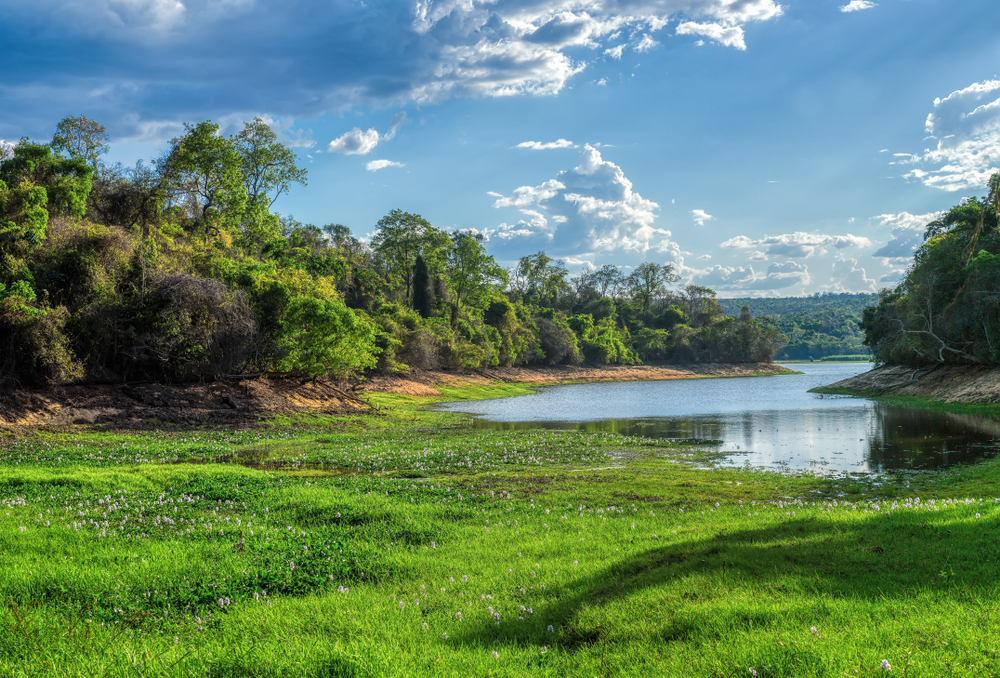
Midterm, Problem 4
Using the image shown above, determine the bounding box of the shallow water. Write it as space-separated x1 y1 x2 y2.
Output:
435 363 1000 474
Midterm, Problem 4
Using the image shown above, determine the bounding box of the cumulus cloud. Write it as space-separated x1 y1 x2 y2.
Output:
691 209 714 226
327 127 380 155
827 258 876 293
0 0 785 139
675 22 747 50
870 210 944 262
515 139 576 150
487 144 676 256
689 261 810 292
720 231 871 258
604 44 625 59
366 159 405 171
840 1 875 12
899 80 1000 191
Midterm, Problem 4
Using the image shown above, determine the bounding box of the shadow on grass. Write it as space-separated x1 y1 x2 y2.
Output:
454 508 1000 649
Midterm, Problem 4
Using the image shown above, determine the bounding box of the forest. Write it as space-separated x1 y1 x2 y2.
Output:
862 175 1000 366
0 116 787 388
718 293 875 361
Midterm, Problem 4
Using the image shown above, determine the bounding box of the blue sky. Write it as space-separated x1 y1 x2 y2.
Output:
2 0 999 296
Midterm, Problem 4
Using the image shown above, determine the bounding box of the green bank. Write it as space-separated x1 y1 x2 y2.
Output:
3 383 1000 677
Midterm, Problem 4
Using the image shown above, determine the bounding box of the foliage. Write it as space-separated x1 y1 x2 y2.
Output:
0 115 787 387
862 182 1000 365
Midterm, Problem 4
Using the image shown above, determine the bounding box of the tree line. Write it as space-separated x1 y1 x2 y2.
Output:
0 116 787 387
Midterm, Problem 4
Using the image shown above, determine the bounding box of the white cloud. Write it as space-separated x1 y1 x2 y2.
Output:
899 80 1000 191
488 144 675 256
515 139 577 150
871 210 944 262
107 0 187 31
604 44 625 59
688 261 810 291
697 254 711 260
676 22 746 50
366 159 405 171
840 1 875 12
691 209 714 226
827 258 876 293
327 127 380 155
721 231 871 258
384 112 407 141
633 35 658 53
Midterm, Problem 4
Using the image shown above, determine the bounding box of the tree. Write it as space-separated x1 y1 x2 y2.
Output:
231 117 307 209
591 264 625 298
510 251 569 307
277 296 378 379
446 231 506 326
371 209 450 305
51 115 109 168
412 254 433 318
158 121 247 236
626 262 679 314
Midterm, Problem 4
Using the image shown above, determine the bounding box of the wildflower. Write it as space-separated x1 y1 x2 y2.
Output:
442 632 448 640
399 601 405 610
810 626 817 634
547 625 554 632
881 659 891 670
422 622 428 630
540 646 548 654
492 651 499 659
456 612 462 621
462 575 468 582
749 669 757 677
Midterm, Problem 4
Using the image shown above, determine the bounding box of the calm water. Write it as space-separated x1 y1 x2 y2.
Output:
436 363 1000 473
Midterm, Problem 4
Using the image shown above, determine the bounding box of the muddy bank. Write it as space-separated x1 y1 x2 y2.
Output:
361 362 795 397
815 364 1000 404
0 377 369 428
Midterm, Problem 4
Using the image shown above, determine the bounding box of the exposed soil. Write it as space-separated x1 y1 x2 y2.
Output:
0 362 794 429
0 377 370 429
360 362 795 397
820 364 1000 403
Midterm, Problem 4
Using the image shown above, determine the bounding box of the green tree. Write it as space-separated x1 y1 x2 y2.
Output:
412 254 433 318
372 209 450 305
159 121 247 236
446 231 507 326
626 262 679 314
51 115 109 168
277 296 378 378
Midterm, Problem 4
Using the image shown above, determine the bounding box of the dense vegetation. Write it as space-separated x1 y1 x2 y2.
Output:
862 176 1000 366
719 294 875 361
0 117 786 388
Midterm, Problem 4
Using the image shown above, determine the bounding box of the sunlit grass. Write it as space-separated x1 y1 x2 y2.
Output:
4 388 1000 675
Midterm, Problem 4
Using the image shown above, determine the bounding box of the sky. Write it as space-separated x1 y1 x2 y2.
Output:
2 0 999 297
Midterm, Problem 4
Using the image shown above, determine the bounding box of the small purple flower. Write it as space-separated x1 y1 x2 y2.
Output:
881 659 891 671
749 669 757 677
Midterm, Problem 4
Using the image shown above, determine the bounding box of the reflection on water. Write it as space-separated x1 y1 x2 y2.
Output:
437 363 1000 473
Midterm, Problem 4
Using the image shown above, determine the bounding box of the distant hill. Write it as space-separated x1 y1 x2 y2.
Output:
717 293 878 361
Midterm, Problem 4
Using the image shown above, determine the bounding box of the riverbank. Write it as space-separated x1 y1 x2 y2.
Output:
0 363 793 429
4 381 1000 676
362 362 796 397
812 363 1000 405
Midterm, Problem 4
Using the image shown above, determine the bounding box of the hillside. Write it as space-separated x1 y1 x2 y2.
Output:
718 293 877 361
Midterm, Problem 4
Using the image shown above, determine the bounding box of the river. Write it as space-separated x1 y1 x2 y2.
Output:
435 363 1000 474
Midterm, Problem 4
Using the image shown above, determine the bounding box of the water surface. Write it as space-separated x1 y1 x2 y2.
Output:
436 363 1000 474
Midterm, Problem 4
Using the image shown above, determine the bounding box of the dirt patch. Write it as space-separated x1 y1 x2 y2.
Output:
361 362 794 395
819 364 1000 403
0 377 371 429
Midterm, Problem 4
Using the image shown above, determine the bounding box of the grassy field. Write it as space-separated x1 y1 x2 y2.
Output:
4 382 1000 676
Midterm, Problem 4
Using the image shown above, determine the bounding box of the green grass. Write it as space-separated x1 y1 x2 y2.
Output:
4 386 1000 676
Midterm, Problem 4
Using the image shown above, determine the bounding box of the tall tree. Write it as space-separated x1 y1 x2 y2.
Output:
412 254 433 318
446 231 506 325
371 209 449 305
51 115 109 168
626 262 679 313
231 117 307 209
